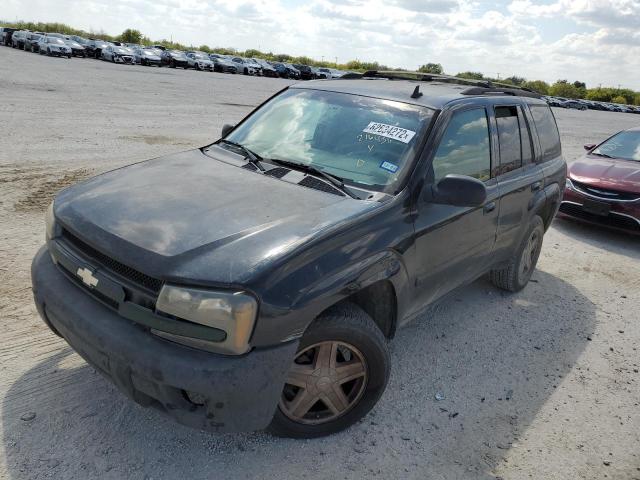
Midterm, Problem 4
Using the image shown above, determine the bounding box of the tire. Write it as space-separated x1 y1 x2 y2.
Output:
170 60 175 68
491 215 544 292
47 48 51 56
268 302 390 438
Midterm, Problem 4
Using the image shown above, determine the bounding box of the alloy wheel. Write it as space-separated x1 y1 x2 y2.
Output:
519 229 540 278
279 341 368 425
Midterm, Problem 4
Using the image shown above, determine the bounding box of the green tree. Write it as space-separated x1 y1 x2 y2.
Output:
456 71 484 80
119 28 142 44
611 95 627 105
522 80 550 95
549 81 581 99
503 75 526 86
418 63 443 74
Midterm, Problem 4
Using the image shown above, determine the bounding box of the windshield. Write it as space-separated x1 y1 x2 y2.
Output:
193 53 207 59
114 47 129 54
171 51 186 58
224 89 434 192
48 38 64 44
593 131 640 161
143 49 159 55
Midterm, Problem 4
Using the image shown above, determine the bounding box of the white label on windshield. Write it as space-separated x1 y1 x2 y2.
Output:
363 122 416 144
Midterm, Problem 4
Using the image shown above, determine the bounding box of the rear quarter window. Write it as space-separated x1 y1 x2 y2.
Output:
530 105 561 162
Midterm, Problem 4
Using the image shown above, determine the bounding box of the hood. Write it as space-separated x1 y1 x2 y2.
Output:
54 149 379 285
569 155 640 194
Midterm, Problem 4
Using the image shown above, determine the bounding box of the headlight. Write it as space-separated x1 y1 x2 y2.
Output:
45 200 56 241
155 285 257 355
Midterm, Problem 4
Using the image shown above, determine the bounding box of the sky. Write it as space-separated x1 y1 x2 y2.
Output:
3 0 640 90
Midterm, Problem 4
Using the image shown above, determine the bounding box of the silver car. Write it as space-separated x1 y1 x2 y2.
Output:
101 45 135 64
37 36 72 58
186 52 214 71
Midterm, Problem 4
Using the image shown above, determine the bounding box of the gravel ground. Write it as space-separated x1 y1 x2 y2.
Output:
1 46 639 480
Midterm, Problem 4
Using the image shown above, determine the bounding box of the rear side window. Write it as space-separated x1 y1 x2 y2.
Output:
495 106 522 175
432 108 491 182
530 105 561 161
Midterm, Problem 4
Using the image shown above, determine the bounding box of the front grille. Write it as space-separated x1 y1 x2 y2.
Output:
298 176 344 196
61 229 163 293
559 203 640 232
572 180 640 201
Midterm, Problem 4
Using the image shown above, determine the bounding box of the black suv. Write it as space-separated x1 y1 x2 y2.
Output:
32 72 565 438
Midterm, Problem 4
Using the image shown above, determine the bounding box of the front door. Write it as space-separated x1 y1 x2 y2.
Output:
411 106 500 308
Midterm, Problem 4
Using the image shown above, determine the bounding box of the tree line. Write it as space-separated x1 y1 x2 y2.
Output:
418 64 639 105
3 21 638 105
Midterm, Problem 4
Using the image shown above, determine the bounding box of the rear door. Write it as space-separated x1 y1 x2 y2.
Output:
491 104 543 260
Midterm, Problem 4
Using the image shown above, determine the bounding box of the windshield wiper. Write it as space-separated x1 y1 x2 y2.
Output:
267 158 359 199
591 151 614 158
218 139 265 171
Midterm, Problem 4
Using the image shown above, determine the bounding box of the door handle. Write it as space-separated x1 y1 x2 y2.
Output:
531 181 542 192
483 201 496 214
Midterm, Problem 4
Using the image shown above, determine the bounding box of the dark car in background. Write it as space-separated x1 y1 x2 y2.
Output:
132 47 162 66
561 100 587 110
85 39 111 59
292 64 316 80
271 62 300 79
161 50 189 68
0 27 18 46
209 53 237 73
24 32 43 52
252 58 278 77
11 30 27 49
561 127 640 234
64 39 86 57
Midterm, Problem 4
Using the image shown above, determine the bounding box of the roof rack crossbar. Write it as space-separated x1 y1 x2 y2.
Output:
342 70 542 98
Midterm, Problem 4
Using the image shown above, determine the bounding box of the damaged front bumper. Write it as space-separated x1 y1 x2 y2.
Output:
31 246 298 433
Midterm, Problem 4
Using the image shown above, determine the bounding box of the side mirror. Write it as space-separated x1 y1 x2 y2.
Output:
583 143 596 151
428 174 487 207
221 124 234 137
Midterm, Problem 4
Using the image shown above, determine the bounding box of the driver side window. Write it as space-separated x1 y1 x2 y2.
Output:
432 108 491 182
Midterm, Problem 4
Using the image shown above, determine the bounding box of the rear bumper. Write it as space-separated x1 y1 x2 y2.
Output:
560 187 640 234
31 246 298 432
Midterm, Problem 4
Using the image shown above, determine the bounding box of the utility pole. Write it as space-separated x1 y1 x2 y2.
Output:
335 56 338 66
321 55 324 63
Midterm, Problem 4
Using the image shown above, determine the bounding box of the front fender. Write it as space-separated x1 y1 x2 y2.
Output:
250 249 412 347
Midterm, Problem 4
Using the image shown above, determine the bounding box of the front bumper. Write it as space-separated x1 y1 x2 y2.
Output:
560 186 640 234
31 246 298 432
114 55 134 64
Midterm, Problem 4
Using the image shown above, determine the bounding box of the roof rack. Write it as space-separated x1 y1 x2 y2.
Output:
341 70 542 99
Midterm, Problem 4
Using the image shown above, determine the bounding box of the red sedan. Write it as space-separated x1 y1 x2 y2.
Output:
560 127 640 234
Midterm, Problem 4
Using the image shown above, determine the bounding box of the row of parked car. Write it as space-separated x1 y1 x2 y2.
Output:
542 95 640 114
1 27 348 79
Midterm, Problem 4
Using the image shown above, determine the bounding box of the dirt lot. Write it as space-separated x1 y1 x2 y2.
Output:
1 46 639 480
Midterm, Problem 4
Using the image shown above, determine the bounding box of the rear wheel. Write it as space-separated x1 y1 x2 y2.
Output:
268 303 390 438
491 216 544 292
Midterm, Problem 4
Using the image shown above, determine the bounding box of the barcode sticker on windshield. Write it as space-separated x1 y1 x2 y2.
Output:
363 122 416 144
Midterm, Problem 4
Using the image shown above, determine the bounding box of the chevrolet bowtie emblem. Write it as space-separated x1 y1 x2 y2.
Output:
77 267 99 288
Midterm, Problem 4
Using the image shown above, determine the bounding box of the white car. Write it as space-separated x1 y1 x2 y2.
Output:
37 37 72 58
101 45 135 64
186 52 214 71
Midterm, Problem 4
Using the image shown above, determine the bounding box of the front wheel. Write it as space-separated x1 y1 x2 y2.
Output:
268 303 390 438
491 215 544 292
